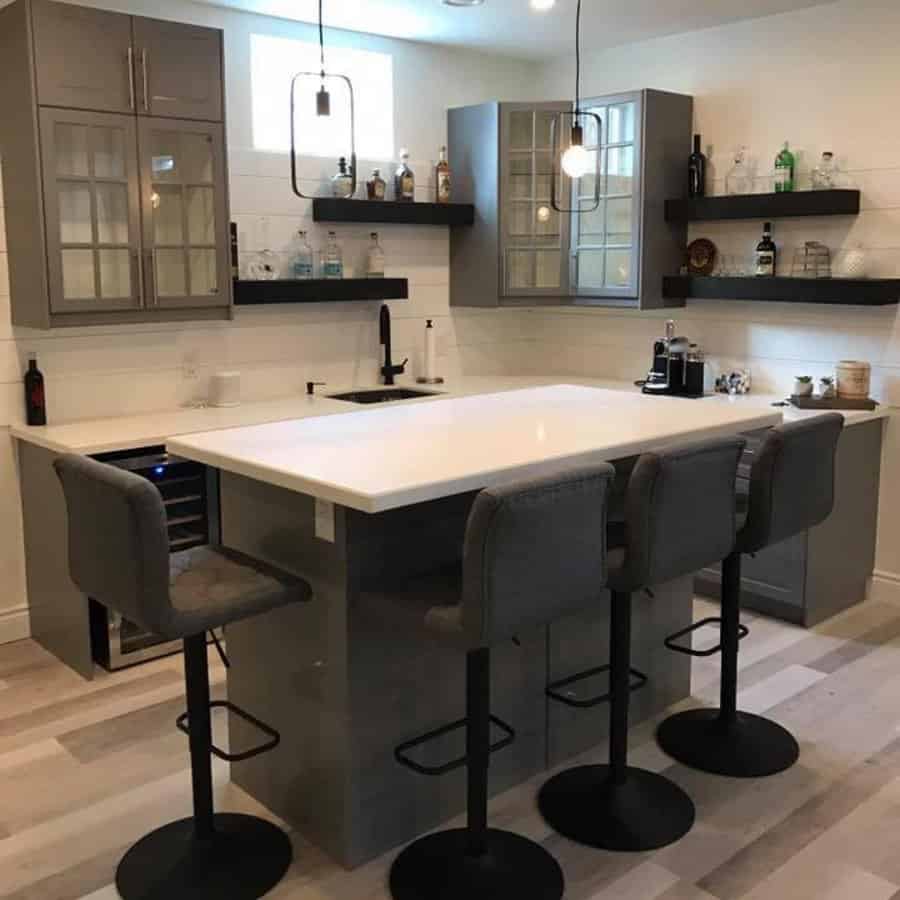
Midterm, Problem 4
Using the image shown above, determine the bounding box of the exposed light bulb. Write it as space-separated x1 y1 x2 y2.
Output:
316 85 331 117
536 205 551 223
530 0 556 9
561 143 591 179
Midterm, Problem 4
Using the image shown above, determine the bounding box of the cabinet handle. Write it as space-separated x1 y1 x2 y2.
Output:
127 47 135 110
148 250 158 306
141 49 149 111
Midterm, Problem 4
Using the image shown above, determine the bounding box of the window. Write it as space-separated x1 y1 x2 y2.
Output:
250 34 394 160
571 93 641 301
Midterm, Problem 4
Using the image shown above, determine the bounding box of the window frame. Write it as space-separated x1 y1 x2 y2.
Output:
568 90 643 306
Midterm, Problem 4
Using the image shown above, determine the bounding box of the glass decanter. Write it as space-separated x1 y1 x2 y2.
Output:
725 147 753 195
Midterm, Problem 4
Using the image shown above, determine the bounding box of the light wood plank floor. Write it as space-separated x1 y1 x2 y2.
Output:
3 597 900 900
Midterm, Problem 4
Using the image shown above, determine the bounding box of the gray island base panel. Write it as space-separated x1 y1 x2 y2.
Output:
695 418 884 627
219 472 692 868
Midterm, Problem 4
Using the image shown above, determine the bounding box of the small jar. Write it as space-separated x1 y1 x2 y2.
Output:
836 360 871 399
811 151 839 190
366 168 386 201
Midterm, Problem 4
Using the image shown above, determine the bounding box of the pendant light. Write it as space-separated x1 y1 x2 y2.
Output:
289 0 357 200
550 0 601 212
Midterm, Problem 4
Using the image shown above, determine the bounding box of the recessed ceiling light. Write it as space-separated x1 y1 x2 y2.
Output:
530 0 556 10
442 0 485 6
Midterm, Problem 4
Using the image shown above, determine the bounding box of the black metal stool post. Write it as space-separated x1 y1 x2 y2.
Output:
54 454 311 899
657 414 844 778
373 464 615 900
539 436 746 852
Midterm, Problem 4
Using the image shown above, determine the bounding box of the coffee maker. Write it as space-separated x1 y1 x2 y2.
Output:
642 320 705 398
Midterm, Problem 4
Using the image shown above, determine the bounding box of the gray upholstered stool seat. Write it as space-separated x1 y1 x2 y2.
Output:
376 464 614 900
167 545 308 639
657 414 844 778
54 453 309 900
539 435 746 853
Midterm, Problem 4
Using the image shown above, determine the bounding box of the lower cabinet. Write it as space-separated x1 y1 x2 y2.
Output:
695 419 884 627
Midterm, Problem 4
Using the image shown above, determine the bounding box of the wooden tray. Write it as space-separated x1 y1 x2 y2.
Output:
789 395 878 410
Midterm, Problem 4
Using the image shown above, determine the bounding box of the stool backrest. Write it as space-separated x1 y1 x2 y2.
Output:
740 413 844 553
618 435 746 590
461 464 614 647
54 454 171 636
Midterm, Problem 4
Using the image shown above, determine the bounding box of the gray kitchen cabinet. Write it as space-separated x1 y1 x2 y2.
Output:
132 17 224 122
449 90 691 310
695 419 884 627
139 118 230 309
31 0 135 115
0 0 231 328
40 108 143 314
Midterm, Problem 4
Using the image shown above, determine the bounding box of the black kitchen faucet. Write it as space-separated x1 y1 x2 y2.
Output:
379 304 408 386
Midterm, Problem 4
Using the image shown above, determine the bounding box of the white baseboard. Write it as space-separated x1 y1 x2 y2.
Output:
868 571 900 606
0 605 31 644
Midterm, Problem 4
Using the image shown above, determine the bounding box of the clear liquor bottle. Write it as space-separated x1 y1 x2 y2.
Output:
332 157 354 198
323 231 343 280
291 230 314 280
367 232 385 278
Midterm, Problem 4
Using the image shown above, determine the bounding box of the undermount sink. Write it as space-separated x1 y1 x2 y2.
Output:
328 388 442 405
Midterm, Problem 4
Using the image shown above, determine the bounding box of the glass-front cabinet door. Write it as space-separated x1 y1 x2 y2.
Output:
500 103 570 299
138 118 229 309
570 92 643 302
40 109 142 314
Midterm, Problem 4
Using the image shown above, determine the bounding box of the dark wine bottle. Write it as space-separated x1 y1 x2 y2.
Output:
229 222 239 280
688 134 707 198
755 222 777 277
24 354 47 426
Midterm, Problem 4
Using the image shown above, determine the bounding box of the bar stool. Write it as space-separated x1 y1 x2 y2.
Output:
657 414 844 777
54 454 311 900
374 464 615 900
538 435 745 852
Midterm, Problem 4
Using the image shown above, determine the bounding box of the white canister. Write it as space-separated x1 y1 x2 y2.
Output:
209 371 241 407
835 360 871 400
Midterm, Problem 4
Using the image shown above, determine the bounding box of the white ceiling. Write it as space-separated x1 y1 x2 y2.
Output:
197 0 831 60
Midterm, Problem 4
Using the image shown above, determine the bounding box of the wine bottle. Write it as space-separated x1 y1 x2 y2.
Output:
24 354 47 426
755 222 777 277
229 222 239 280
688 134 707 198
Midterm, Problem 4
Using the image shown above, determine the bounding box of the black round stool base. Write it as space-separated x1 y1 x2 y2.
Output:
389 827 564 900
115 813 293 900
538 765 695 852
657 708 800 778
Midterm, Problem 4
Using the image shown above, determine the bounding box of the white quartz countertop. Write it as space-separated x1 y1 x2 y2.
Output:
10 375 887 457
166 384 784 513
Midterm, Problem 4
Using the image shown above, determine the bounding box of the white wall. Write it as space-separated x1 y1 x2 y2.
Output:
0 0 536 640
533 0 900 582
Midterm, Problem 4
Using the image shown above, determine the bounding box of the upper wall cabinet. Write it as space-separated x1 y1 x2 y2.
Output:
132 18 224 121
30 1 224 122
31 1 135 114
449 90 692 310
0 0 230 328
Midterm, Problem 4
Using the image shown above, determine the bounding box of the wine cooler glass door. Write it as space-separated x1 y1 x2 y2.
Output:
40 109 143 314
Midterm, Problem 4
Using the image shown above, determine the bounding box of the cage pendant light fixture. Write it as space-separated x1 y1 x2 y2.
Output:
290 0 357 199
550 0 601 213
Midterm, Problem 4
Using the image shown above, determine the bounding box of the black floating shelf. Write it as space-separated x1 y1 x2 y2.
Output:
665 189 861 223
663 275 900 306
312 198 475 226
234 278 408 306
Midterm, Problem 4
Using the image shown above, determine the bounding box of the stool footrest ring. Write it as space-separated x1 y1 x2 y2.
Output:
176 700 280 763
664 617 749 658
394 714 515 777
546 663 648 709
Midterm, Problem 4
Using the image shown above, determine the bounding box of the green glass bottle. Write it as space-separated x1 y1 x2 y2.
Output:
774 141 796 193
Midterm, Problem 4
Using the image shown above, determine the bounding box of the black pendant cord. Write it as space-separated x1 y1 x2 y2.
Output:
574 0 581 116
318 0 325 79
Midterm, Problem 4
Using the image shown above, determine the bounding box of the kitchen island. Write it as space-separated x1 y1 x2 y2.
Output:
164 384 781 865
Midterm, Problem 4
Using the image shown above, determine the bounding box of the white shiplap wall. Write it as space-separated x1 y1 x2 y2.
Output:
0 0 537 639
533 0 900 582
